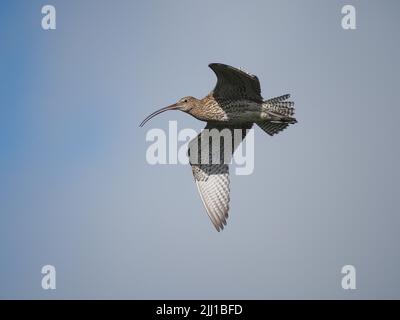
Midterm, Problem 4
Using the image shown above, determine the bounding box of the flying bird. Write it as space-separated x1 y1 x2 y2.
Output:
140 63 297 231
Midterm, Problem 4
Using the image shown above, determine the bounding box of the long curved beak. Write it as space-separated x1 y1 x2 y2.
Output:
139 103 179 127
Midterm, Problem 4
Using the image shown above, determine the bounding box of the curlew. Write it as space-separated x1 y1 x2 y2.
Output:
140 63 297 231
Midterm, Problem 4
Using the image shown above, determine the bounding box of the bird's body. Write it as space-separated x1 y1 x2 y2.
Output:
190 94 295 125
140 63 297 231
190 94 261 123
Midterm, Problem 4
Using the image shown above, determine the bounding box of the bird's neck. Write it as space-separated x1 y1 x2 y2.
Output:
188 95 226 122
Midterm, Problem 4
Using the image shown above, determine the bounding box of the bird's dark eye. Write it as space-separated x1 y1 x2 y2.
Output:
184 99 188 103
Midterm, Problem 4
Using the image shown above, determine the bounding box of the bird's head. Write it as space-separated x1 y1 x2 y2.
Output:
140 96 199 127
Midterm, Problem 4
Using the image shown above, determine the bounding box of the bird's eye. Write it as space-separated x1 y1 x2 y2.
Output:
183 99 188 103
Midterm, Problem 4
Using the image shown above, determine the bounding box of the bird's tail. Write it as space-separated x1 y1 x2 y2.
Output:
257 94 297 136
263 94 295 118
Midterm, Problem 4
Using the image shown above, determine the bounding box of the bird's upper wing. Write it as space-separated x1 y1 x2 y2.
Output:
209 63 263 102
188 122 253 231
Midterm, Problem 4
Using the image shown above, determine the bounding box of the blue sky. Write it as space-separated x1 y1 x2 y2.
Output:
1 0 400 299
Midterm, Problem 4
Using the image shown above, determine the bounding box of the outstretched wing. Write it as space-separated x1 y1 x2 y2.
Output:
209 63 263 102
192 164 230 231
188 123 252 231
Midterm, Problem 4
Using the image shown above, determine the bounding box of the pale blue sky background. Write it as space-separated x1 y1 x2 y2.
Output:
0 0 399 299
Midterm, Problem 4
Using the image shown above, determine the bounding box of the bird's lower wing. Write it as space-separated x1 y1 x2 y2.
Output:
192 164 230 231
188 123 252 231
